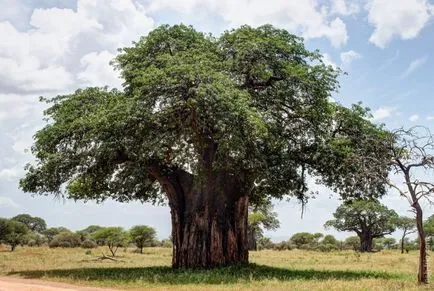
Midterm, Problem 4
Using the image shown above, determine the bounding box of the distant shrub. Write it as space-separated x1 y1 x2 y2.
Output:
160 239 172 248
257 237 274 250
85 249 92 255
81 239 97 249
318 243 339 252
49 231 81 248
273 240 294 251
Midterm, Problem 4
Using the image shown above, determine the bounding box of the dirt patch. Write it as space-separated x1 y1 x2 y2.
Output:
0 277 119 291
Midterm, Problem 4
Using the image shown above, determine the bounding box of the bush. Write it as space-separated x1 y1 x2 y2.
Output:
49 231 81 248
318 243 339 252
273 240 294 251
81 239 97 249
257 237 274 250
160 239 172 248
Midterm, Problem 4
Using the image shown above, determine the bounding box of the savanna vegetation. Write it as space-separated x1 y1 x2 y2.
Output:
7 23 434 288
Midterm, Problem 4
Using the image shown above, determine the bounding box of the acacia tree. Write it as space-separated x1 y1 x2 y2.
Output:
396 216 416 254
11 214 46 233
325 200 398 252
20 25 392 268
3 220 30 251
130 225 157 253
92 227 129 257
248 201 279 251
386 127 434 284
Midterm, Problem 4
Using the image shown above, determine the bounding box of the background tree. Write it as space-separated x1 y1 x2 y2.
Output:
0 218 9 242
325 200 398 252
92 227 129 256
248 201 279 251
20 24 392 268
11 214 46 233
374 237 397 251
386 127 434 283
344 236 360 251
319 234 340 251
27 232 48 247
43 227 70 242
396 216 416 254
3 220 29 251
130 225 157 253
290 232 323 250
48 231 81 248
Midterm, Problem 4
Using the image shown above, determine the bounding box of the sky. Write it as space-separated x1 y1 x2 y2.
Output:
1 0 434 241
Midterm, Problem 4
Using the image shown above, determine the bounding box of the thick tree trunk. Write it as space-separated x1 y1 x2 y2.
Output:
359 233 373 252
155 168 250 268
415 204 428 284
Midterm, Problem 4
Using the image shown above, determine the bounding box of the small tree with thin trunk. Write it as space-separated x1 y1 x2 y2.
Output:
130 225 157 253
396 216 416 254
3 220 29 251
92 227 128 257
248 201 279 251
386 127 434 284
325 199 398 252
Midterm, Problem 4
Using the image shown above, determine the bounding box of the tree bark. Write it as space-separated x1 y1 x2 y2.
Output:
152 168 250 268
401 232 406 254
415 203 428 284
359 233 373 252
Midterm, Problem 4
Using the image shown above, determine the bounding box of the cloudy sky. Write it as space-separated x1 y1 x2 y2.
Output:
1 0 434 241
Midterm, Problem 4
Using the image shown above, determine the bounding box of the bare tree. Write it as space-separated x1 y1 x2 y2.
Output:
387 127 434 284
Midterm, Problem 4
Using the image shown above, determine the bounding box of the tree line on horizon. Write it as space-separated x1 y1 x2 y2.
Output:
2 208 434 256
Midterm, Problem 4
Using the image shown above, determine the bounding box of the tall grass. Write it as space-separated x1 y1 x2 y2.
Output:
0 246 432 290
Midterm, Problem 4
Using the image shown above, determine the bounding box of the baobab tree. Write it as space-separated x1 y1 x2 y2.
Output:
20 25 392 268
325 199 398 252
387 127 434 284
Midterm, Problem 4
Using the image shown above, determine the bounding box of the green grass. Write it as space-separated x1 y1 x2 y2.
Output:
0 246 432 290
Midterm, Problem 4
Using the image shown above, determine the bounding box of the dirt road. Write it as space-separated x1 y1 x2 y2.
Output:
0 277 119 291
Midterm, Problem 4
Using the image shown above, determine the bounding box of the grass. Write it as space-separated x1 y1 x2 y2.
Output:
0 246 433 290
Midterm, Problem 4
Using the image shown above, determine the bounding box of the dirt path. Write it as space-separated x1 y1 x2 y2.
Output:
0 277 119 291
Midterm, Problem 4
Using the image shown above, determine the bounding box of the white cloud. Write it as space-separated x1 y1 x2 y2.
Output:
409 114 420 122
0 0 154 94
330 0 360 16
322 53 338 69
340 50 362 67
427 116 434 120
366 0 433 48
371 106 397 121
78 51 122 88
0 196 20 209
400 57 427 79
147 0 349 47
0 167 20 180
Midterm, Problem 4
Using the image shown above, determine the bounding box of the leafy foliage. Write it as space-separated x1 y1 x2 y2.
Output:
20 24 392 207
325 200 398 238
2 220 30 251
129 225 157 253
11 214 47 233
49 231 81 248
92 227 129 256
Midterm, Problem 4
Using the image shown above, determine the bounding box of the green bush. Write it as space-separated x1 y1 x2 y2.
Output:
81 239 97 249
49 231 81 248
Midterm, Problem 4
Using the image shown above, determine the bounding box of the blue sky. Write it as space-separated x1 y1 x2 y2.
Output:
1 0 434 241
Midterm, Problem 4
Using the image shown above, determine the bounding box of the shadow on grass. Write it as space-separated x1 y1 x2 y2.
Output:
8 264 401 284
